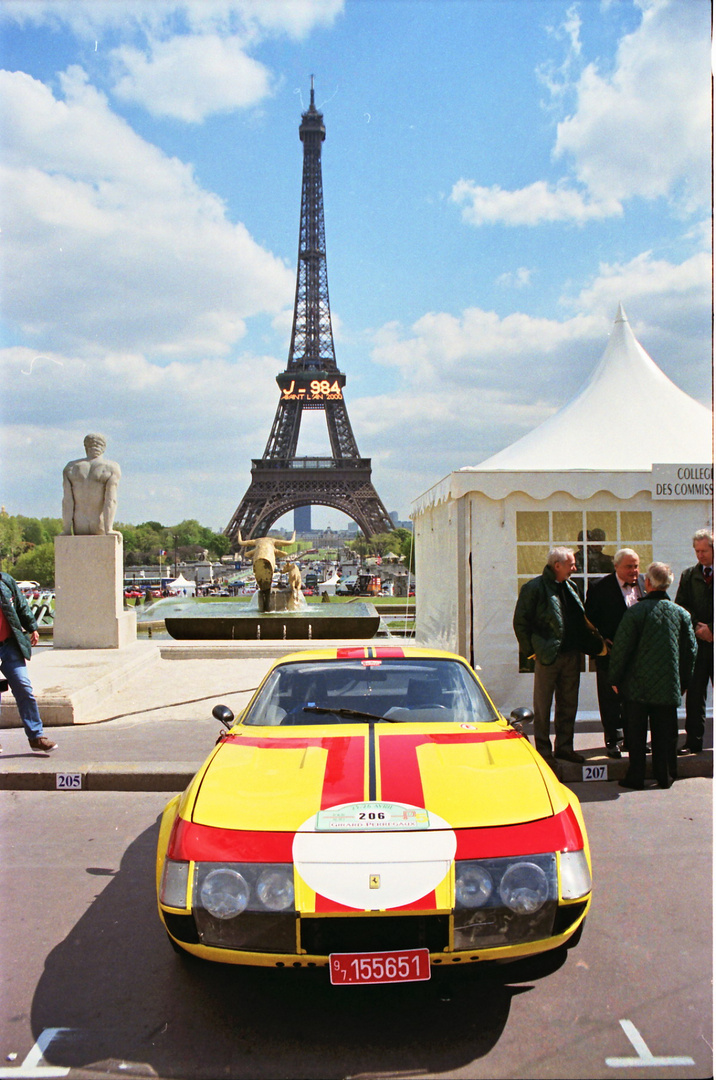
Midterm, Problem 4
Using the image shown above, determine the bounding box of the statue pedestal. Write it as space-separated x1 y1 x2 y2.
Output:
54 535 137 649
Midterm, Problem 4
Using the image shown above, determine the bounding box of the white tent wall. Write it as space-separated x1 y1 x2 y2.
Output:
414 471 712 714
414 492 463 656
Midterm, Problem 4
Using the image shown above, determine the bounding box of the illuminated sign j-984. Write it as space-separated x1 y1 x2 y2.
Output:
277 371 345 402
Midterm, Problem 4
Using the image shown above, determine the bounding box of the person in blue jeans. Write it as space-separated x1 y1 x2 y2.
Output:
0 572 57 753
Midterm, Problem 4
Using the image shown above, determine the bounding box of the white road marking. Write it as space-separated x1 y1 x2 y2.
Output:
606 1019 695 1068
0 1029 70 1078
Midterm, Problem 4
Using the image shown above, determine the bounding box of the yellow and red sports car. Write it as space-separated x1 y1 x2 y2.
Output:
156 646 591 985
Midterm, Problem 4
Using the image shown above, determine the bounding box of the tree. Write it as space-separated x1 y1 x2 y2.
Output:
12 543 55 586
17 516 49 546
0 511 23 569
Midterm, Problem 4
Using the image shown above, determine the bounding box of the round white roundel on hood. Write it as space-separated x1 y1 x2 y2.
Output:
292 803 457 910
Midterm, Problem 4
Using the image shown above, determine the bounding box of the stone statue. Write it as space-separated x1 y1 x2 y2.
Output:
62 433 121 536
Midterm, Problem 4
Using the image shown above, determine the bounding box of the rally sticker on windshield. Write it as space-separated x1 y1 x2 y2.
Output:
316 801 430 831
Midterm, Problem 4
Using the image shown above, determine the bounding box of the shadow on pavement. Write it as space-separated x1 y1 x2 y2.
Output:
30 817 568 1078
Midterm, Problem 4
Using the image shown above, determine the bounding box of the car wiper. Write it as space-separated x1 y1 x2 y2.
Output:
302 705 406 723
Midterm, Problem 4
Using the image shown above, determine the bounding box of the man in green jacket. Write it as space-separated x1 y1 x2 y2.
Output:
609 562 696 790
0 572 57 753
513 547 605 764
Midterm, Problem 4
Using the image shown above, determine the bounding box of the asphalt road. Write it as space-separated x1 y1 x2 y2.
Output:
0 780 711 1080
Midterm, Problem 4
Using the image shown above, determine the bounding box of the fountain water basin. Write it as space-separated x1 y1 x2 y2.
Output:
163 599 380 640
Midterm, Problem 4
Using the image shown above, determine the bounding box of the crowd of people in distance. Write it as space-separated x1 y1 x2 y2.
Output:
513 529 713 791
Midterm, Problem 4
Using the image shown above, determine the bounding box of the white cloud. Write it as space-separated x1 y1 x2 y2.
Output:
451 179 621 227
0 1 345 120
0 68 295 356
0 1 344 40
452 0 711 228
555 0 711 211
496 267 532 289
0 343 282 525
111 35 273 121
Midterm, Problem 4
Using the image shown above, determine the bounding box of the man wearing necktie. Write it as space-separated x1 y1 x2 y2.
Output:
585 549 647 757
675 529 714 754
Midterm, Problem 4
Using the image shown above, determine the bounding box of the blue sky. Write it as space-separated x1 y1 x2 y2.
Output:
0 0 711 532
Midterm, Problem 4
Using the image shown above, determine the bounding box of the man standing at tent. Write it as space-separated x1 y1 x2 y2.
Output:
585 549 646 757
513 547 605 765
675 529 713 754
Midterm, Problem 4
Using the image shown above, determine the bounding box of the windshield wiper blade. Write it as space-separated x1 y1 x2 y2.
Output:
302 705 405 723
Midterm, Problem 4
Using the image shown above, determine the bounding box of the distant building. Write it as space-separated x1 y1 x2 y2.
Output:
294 505 312 533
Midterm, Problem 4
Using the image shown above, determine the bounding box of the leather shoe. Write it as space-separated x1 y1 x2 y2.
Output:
554 750 585 764
678 745 701 755
605 743 622 759
618 777 644 790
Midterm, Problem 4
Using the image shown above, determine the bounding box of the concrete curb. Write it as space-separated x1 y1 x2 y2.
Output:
0 749 709 792
0 761 198 791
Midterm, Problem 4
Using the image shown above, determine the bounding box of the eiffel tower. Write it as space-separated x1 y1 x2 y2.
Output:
225 81 393 542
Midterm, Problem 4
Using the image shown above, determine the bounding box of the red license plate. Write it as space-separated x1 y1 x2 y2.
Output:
329 948 431 985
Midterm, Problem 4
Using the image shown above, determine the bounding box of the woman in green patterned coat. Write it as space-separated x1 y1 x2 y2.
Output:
609 562 696 790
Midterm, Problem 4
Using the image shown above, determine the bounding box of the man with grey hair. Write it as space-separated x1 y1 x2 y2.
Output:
675 529 713 754
610 562 696 789
514 547 606 764
586 548 646 757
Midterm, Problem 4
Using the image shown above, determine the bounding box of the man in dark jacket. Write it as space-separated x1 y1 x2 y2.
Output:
513 548 605 764
609 562 696 790
0 572 57 753
675 529 713 754
585 549 646 757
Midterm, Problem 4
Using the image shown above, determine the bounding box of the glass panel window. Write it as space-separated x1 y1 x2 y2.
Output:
515 509 652 669
586 512 617 540
516 511 549 542
620 512 652 541
552 512 582 545
517 545 549 575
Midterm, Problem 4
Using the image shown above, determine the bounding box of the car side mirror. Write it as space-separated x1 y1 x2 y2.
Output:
212 704 235 728
509 706 533 734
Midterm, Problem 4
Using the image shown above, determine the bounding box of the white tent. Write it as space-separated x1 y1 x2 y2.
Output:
470 304 710 473
412 306 713 712
166 574 196 595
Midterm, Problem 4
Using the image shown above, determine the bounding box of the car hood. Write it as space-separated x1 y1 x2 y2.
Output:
190 725 557 832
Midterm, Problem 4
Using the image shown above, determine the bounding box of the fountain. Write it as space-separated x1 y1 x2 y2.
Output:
163 534 380 641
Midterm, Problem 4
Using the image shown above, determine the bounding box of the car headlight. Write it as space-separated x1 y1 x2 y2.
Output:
200 868 250 920
455 864 493 908
160 859 190 909
193 862 296 916
559 849 591 900
256 867 295 911
453 853 559 950
499 861 550 914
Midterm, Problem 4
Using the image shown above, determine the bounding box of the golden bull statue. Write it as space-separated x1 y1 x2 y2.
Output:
235 531 298 611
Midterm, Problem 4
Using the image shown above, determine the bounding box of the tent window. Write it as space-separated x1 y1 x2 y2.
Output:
516 510 652 669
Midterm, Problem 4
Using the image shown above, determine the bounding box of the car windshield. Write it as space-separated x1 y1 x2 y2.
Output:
242 658 500 726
